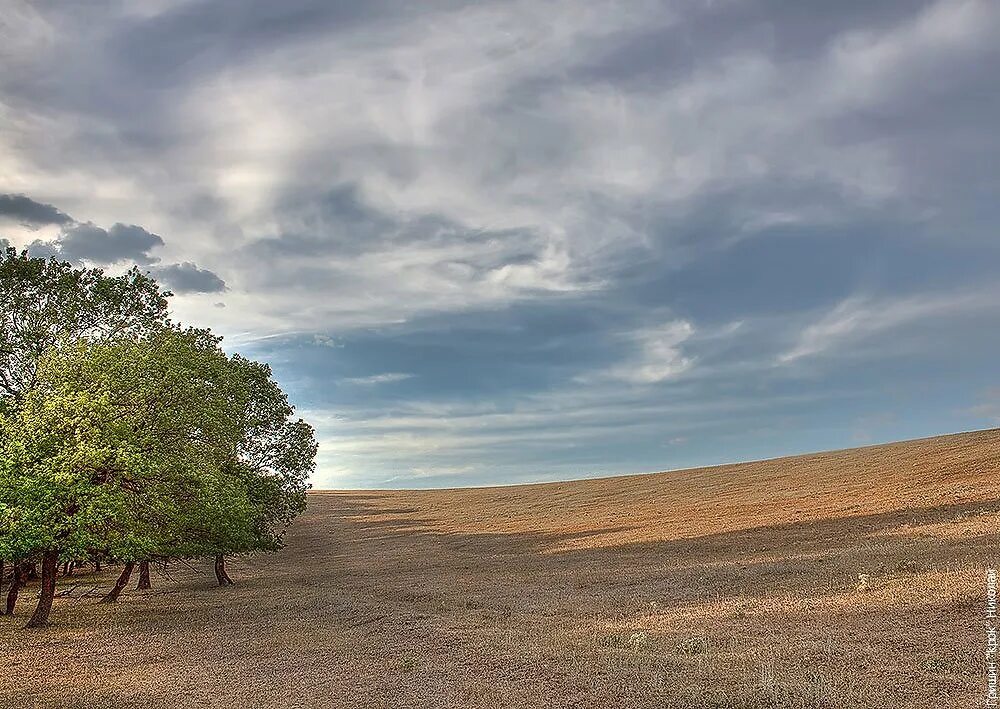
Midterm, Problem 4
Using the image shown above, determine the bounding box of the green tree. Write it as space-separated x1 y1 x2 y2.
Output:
0 327 243 626
0 251 318 626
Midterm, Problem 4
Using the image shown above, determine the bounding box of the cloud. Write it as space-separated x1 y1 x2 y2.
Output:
23 238 62 260
223 187 598 331
606 320 696 384
312 334 343 348
3 194 227 299
152 261 226 293
4 1 999 337
0 193 72 227
778 288 997 364
19 220 163 266
25 221 165 265
343 372 414 386
60 222 164 265
302 382 857 487
3 194 224 294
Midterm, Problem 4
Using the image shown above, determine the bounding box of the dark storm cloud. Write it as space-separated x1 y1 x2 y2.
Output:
3 197 230 293
57 222 164 265
153 262 227 294
0 194 164 264
0 194 73 227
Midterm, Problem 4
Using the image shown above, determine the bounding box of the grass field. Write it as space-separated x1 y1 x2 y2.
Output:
3 429 999 708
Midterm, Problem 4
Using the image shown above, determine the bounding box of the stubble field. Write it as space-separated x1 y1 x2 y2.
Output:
3 429 999 708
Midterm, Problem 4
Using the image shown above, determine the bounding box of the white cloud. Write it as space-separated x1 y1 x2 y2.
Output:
779 288 998 364
608 320 696 384
343 372 414 386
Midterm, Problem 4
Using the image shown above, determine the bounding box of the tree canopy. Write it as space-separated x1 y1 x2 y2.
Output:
0 247 169 405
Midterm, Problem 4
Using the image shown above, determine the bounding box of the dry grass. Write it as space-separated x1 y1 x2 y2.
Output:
3 429 999 708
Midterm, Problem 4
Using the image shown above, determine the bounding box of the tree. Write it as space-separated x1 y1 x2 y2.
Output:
0 251 317 626
0 327 243 626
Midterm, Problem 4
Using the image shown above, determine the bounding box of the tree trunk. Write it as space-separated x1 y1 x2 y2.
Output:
136 561 151 590
94 558 101 573
25 551 59 628
214 554 234 586
0 559 5 598
4 562 25 615
100 562 135 603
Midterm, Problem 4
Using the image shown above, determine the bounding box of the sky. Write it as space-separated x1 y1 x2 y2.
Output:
1 0 999 489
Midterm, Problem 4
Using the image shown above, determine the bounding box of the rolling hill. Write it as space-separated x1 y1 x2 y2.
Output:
5 429 999 708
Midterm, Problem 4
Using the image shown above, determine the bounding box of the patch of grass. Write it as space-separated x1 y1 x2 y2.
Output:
676 635 709 656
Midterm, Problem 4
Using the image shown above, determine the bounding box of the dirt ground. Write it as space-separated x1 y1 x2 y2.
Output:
3 429 999 708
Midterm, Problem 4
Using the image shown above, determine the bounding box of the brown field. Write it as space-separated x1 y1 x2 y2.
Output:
3 429 999 708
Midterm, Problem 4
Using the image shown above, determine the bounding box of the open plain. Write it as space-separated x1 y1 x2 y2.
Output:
3 429 999 708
